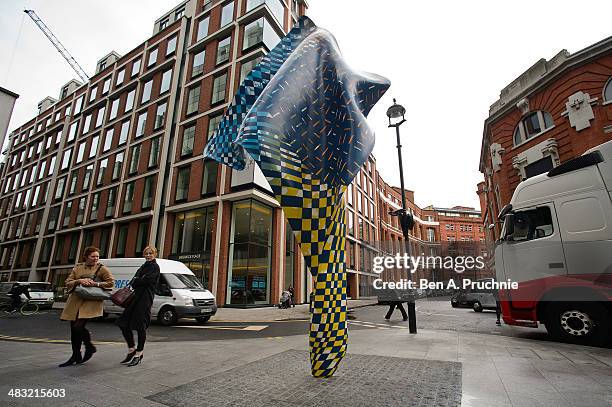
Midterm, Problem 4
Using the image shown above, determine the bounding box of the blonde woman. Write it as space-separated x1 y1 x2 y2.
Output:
116 245 160 366
59 246 114 367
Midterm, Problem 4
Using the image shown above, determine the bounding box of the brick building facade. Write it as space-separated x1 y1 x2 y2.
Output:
478 37 612 244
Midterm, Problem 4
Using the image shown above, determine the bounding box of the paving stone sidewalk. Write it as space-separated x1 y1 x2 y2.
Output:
0 325 611 406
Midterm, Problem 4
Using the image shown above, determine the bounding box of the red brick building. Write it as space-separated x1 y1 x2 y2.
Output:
479 37 612 244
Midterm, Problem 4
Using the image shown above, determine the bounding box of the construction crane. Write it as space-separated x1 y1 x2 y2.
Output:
24 9 89 83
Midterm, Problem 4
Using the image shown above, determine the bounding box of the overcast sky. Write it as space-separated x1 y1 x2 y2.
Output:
1 0 610 209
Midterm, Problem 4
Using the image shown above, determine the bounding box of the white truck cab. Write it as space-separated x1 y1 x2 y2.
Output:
495 139 612 345
101 258 217 326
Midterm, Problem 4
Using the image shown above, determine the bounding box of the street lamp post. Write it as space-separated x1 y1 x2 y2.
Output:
386 98 417 334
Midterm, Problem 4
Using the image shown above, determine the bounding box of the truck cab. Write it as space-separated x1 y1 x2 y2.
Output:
495 140 612 345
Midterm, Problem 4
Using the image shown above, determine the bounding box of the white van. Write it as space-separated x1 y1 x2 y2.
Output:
101 258 217 326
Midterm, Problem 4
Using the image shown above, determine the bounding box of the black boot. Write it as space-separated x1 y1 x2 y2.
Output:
59 327 82 367
78 328 96 364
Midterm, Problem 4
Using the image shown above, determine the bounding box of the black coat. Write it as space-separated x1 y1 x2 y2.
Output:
116 260 160 330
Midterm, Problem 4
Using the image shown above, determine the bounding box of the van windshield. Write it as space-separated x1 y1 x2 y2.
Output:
29 283 52 292
164 273 204 289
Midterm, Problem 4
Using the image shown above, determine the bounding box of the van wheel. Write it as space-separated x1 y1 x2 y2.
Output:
544 302 610 346
473 302 483 312
196 316 210 324
158 306 178 326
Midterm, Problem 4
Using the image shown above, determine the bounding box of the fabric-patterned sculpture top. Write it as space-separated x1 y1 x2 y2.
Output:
204 16 390 377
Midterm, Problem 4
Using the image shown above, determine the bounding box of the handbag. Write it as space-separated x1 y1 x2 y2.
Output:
74 264 111 301
110 280 135 308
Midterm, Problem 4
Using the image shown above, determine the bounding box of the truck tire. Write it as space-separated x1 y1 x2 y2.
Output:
544 302 610 346
158 306 178 326
195 316 210 324
473 302 483 312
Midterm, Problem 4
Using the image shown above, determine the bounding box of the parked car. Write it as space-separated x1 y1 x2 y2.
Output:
0 282 55 309
450 289 472 308
465 278 497 312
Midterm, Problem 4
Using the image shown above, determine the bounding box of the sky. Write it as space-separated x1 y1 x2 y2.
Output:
1 0 611 209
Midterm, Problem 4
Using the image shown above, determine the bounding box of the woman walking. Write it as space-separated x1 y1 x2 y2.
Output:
59 246 114 367
116 246 160 367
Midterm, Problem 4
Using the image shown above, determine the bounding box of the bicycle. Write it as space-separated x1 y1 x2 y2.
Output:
0 299 39 316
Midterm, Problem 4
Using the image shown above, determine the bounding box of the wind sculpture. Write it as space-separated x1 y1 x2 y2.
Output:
204 16 390 378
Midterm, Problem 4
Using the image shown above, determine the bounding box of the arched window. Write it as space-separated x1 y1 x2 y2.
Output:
604 77 612 102
513 110 554 146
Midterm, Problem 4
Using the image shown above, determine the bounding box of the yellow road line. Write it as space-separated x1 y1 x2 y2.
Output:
0 334 120 345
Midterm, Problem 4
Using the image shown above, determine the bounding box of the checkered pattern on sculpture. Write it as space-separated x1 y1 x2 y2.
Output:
205 16 390 377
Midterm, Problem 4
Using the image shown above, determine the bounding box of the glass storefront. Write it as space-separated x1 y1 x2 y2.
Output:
171 206 216 288
227 199 272 306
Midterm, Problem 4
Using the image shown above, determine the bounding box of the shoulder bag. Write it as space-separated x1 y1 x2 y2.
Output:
74 264 112 301
110 277 135 308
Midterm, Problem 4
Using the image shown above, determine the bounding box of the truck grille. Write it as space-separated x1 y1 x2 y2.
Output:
193 299 215 307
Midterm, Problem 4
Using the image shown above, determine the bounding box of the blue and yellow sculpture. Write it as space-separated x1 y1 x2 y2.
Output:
204 16 389 377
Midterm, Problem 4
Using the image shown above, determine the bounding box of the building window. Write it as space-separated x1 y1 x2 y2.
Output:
147 47 158 67
129 144 141 175
136 220 150 255
123 182 135 213
97 158 108 186
208 114 222 138
119 120 130 145
136 112 147 138
216 37 231 65
76 197 86 225
83 164 94 191
166 35 177 55
347 209 354 235
427 228 435 242
68 121 79 142
142 175 154 209
116 69 125 87
211 73 227 105
202 160 218 195
90 192 100 221
160 69 172 94
220 2 234 27
115 224 129 257
247 0 284 26
103 128 113 152
175 8 185 19
95 107 105 128
55 176 66 201
142 79 153 104
69 171 78 195
160 19 169 30
243 17 281 51
48 206 60 232
155 102 167 129
106 187 117 218
89 86 97 103
175 166 190 201
186 85 201 115
126 89 136 112
131 58 141 77
89 135 99 158
63 201 72 227
109 98 119 120
192 50 206 78
76 141 86 163
227 199 272 306
112 152 124 180
181 125 196 157
604 77 612 102
239 56 262 83
197 16 210 41
74 95 84 114
513 110 554 146
61 149 72 171
83 114 92 134
99 227 111 257
149 137 161 168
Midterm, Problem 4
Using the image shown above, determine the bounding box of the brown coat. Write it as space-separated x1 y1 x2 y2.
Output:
60 263 114 321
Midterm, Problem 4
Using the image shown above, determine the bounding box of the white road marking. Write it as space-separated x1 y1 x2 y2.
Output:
174 325 268 331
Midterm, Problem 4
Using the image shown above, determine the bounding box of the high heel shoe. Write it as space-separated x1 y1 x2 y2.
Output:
58 353 82 367
120 350 137 364
126 354 143 367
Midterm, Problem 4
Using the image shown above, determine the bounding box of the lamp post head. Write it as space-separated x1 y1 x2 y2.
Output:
386 98 406 127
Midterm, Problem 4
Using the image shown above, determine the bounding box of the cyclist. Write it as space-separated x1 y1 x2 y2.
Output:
8 283 31 313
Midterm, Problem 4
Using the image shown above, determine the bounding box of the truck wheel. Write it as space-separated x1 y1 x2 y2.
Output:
473 302 483 312
158 306 178 326
544 302 610 346
195 316 210 324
